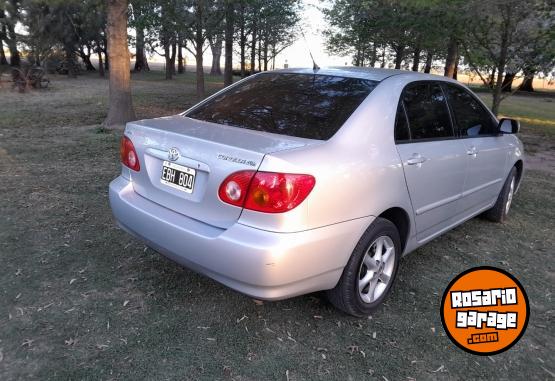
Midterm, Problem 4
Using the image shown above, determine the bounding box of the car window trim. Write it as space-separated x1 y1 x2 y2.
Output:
394 101 411 143
184 72 380 141
395 80 456 144
441 82 500 139
395 136 460 145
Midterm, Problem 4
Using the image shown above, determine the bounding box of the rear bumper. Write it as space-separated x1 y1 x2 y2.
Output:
109 176 373 300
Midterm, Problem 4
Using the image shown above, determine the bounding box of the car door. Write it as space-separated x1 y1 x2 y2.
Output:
395 81 467 242
442 83 508 216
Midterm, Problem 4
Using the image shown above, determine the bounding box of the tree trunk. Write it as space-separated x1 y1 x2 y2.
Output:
423 51 432 73
250 22 257 75
491 19 510 116
412 47 421 72
65 47 77 78
0 21 8 65
178 42 184 74
79 48 96 71
224 0 234 86
97 47 105 77
164 42 172 80
82 54 96 71
0 40 7 65
257 37 262 72
394 45 404 70
170 42 176 75
239 3 246 78
5 23 20 67
134 28 149 72
209 36 222 75
502 72 515 92
452 54 459 80
195 1 205 98
103 37 109 71
487 67 496 89
354 49 361 66
369 43 377 67
263 40 268 71
520 70 535 92
105 0 136 127
444 38 458 77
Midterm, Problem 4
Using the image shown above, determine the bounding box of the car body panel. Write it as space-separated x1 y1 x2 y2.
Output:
124 115 322 229
396 139 468 241
109 176 374 300
459 136 508 216
109 67 525 300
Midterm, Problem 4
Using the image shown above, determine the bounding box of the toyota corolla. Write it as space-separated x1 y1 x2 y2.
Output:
109 67 524 316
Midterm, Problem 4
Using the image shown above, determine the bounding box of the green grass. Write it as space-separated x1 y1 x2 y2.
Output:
0 73 554 380
478 93 555 137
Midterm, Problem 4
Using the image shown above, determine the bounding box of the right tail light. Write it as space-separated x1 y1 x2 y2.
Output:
218 171 316 213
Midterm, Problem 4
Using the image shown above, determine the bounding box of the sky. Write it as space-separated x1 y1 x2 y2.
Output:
13 0 350 69
274 0 350 68
176 0 350 70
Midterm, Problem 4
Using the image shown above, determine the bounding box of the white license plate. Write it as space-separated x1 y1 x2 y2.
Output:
160 161 196 193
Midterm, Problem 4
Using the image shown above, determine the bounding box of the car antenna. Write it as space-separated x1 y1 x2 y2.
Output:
301 29 320 71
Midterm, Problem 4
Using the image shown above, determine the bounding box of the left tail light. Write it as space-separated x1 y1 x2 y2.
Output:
120 136 140 171
219 171 316 213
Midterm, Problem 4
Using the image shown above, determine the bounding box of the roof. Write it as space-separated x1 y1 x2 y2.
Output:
272 66 443 82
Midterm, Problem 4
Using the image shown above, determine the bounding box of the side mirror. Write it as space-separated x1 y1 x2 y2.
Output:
498 118 520 134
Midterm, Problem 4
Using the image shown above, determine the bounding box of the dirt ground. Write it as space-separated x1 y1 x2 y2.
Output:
0 72 554 380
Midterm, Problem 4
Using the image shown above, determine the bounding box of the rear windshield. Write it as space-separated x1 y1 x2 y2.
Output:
186 73 379 140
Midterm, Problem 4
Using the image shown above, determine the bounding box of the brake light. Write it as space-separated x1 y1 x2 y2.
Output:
218 170 256 207
120 136 140 171
219 171 316 213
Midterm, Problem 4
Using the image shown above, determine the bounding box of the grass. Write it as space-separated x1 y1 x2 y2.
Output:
478 93 555 137
0 72 554 380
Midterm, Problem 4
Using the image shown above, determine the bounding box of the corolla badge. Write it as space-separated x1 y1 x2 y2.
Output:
168 147 180 161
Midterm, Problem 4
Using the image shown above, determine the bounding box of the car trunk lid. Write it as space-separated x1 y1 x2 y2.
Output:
124 115 319 229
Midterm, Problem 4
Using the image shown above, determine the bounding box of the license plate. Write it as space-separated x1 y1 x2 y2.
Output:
160 161 196 193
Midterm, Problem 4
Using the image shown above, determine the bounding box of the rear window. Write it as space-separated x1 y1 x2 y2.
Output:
186 73 379 140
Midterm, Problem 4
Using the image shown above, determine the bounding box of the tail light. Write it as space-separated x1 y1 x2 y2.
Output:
120 136 140 171
219 171 316 213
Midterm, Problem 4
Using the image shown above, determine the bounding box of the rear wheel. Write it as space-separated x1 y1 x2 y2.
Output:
483 167 517 223
327 217 401 317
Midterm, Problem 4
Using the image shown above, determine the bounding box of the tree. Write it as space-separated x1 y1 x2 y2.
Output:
462 0 554 114
177 37 185 73
323 0 375 66
129 0 152 72
237 1 247 77
0 1 21 66
208 27 223 75
223 0 233 85
22 0 106 75
257 0 300 71
159 0 178 79
180 0 224 97
0 39 7 65
105 0 135 127
323 0 414 69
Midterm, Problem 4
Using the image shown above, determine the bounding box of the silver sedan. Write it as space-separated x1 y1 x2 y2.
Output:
109 67 524 316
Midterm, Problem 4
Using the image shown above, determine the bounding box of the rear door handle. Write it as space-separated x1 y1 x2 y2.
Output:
467 146 478 156
406 154 427 166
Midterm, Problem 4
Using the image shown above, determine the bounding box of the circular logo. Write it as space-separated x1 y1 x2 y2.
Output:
440 266 529 355
168 147 180 161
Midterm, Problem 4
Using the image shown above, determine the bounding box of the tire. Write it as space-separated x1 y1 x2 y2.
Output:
326 217 401 317
483 167 517 223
